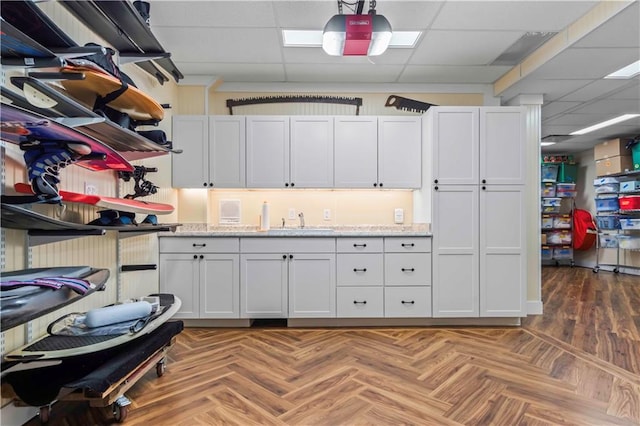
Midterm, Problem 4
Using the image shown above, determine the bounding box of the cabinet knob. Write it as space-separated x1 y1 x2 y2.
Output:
199 255 204 259
193 255 198 259
434 179 438 184
203 182 207 187
373 183 378 187
401 268 415 272
285 183 289 187
282 254 287 260
379 183 383 187
290 182 295 187
209 183 214 187
434 186 439 191
482 186 486 190
401 300 415 305
482 179 487 184
289 254 293 259
353 300 367 305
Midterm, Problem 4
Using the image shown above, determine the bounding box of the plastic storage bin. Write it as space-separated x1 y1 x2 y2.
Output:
552 215 572 229
558 163 578 183
542 198 562 207
553 247 573 259
594 177 620 186
547 231 572 245
595 197 619 212
618 236 640 249
541 216 554 229
619 195 640 210
541 183 556 197
599 234 618 248
594 183 619 194
620 218 640 230
541 163 559 182
596 215 620 230
541 246 553 260
620 180 640 193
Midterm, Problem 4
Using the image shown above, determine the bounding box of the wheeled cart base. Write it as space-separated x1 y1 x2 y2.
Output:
2 321 183 423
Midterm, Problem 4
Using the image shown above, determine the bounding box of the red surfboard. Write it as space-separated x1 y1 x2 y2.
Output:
15 183 173 215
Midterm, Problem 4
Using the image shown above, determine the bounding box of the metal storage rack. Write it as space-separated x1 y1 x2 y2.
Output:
541 161 577 267
593 170 640 273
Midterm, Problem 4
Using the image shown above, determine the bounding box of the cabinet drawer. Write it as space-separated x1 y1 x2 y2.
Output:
384 237 431 252
336 238 383 253
336 254 383 286
384 253 431 286
337 287 383 317
160 237 239 253
240 237 334 253
385 287 431 317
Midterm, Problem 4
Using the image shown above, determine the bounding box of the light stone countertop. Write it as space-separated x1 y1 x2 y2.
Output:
159 223 431 237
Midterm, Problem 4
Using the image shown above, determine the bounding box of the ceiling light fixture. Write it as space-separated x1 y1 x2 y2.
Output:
605 60 640 79
570 114 640 135
322 0 392 56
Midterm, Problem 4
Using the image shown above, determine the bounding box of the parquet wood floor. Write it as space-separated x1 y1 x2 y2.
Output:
20 267 640 425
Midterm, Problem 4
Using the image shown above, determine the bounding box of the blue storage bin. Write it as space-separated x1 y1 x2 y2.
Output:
553 247 573 259
541 164 559 182
595 197 619 212
596 215 620 230
541 247 553 260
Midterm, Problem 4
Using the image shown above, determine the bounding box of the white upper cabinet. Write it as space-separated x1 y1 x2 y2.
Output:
290 116 334 188
378 116 422 188
334 116 379 188
171 115 245 188
246 116 290 188
479 107 526 185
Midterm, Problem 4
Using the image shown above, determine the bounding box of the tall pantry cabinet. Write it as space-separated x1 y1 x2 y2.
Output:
428 106 527 318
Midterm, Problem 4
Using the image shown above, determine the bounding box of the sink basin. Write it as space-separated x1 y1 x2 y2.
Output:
266 228 334 235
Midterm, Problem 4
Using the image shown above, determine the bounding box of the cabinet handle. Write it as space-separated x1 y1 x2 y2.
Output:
401 300 415 305
193 243 206 247
401 268 415 272
353 243 367 248
401 243 415 247
353 268 367 272
353 300 367 305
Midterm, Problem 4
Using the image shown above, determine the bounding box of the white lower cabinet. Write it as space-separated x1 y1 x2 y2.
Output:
337 287 384 317
159 238 240 319
240 238 335 319
384 287 431 317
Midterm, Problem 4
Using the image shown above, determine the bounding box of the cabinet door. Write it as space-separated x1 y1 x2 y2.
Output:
290 116 334 188
159 253 200 319
432 185 479 317
246 116 290 188
240 253 288 318
334 116 378 188
480 185 526 317
172 115 209 188
289 253 336 318
209 116 246 188
480 107 526 185
201 254 240 318
431 107 479 186
378 116 422 188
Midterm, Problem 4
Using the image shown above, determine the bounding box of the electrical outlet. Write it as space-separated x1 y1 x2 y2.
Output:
288 208 296 220
84 183 98 195
323 209 331 220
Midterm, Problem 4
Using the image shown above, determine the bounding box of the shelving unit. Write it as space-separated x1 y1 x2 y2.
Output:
541 161 577 267
593 170 640 273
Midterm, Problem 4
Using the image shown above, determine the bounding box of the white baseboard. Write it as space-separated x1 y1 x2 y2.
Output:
527 300 543 315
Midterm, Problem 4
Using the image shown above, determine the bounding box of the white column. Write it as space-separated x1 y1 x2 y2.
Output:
507 95 543 315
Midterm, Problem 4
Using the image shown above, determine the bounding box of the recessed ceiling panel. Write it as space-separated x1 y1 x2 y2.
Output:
410 30 524 65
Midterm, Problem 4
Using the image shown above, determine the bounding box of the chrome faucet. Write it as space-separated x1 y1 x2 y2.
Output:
298 212 305 228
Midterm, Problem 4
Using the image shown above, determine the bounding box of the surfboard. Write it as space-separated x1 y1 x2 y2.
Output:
14 183 174 215
0 203 180 235
58 64 164 122
1 267 110 332
4 294 181 361
0 103 134 172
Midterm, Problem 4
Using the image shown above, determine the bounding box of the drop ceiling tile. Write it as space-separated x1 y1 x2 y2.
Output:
572 2 640 48
502 79 598 102
559 79 635 102
154 27 282 63
527 47 640 79
151 1 278 27
570 98 640 115
431 1 598 31
285 64 404 83
400 65 512 84
410 30 524 65
541 101 582 119
283 47 413 65
175 63 285 82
